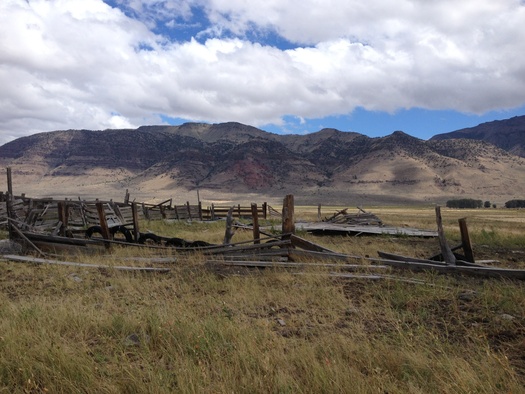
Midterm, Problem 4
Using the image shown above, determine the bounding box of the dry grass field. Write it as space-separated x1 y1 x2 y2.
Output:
0 206 524 393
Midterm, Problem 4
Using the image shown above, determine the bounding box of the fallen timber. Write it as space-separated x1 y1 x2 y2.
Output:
369 256 525 280
1 254 171 273
2 168 524 281
296 221 438 237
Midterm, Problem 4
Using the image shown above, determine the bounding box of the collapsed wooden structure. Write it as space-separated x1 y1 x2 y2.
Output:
1 168 524 280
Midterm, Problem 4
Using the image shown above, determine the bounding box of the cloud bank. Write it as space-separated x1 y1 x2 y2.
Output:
1 0 524 144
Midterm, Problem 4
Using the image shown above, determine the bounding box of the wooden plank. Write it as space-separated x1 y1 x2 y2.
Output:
131 202 140 242
368 257 525 280
223 206 235 244
251 203 260 244
288 249 362 262
290 234 337 253
8 219 47 257
207 240 291 255
458 218 475 263
377 251 483 267
1 254 170 273
295 222 438 237
208 259 389 270
281 194 295 239
435 206 455 265
96 202 111 250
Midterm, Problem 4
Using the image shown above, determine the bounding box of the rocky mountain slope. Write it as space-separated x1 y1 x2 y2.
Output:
1 121 525 205
431 115 525 157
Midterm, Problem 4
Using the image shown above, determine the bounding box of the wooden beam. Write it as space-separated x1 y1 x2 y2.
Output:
96 202 111 250
251 203 260 244
223 206 235 244
281 194 295 239
7 219 47 257
1 254 170 273
435 206 456 266
57 201 68 236
131 202 140 242
458 218 475 264
290 234 337 253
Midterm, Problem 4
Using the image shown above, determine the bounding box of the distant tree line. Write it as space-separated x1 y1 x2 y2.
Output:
446 198 525 209
446 199 483 209
504 199 525 208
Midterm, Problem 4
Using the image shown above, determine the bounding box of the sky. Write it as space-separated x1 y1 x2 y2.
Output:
1 0 525 146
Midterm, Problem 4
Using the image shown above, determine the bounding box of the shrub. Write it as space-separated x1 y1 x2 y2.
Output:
504 199 525 208
446 199 483 209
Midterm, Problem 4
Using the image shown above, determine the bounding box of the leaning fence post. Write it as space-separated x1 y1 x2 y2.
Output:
458 218 475 263
131 202 140 242
96 202 111 250
223 206 235 244
251 203 260 244
435 206 455 265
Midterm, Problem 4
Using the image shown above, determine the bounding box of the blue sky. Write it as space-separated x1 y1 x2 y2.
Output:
1 0 525 145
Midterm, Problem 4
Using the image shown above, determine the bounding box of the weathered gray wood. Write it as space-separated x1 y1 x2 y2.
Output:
281 194 295 239
8 219 47 257
377 251 483 267
6 167 13 200
1 254 170 273
290 234 337 253
251 203 260 244
131 202 140 242
289 248 362 262
369 257 525 280
210 239 291 255
57 201 68 236
458 218 475 263
435 206 456 265
295 222 438 237
223 206 235 244
208 259 389 270
96 202 111 250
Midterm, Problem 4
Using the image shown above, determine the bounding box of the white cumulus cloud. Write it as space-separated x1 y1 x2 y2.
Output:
0 0 524 145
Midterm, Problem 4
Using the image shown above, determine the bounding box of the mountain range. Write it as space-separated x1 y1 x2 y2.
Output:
1 116 524 205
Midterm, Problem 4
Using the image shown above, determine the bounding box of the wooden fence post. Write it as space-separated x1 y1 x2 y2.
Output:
318 204 321 221
57 201 68 236
435 206 455 266
131 202 140 242
251 203 260 244
6 167 14 240
186 201 192 221
262 202 267 219
282 194 295 240
458 218 475 263
198 201 203 221
7 167 13 200
96 202 111 250
223 206 235 244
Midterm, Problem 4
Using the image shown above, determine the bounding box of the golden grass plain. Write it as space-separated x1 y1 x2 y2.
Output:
0 205 524 393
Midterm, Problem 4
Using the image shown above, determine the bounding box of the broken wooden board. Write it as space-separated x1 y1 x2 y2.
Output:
369 256 525 280
207 259 390 271
1 254 171 273
296 222 438 237
377 251 484 267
